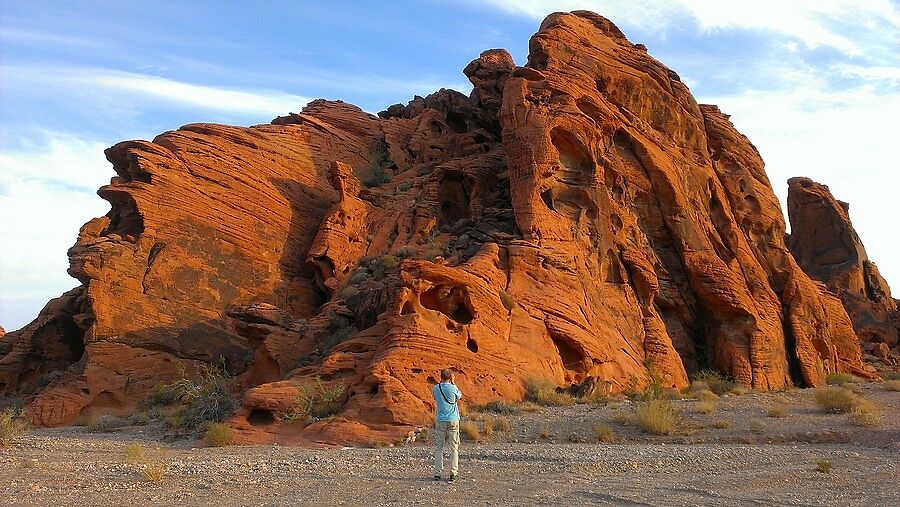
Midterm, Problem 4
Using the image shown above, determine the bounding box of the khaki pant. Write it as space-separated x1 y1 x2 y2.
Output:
433 420 460 476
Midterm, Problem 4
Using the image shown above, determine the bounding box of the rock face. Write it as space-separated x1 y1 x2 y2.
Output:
787 177 899 362
0 11 873 444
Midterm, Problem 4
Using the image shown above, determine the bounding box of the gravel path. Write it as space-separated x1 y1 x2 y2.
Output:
2 384 898 506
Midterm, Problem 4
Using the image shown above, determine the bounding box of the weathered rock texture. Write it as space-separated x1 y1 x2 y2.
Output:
787 177 899 363
0 11 873 444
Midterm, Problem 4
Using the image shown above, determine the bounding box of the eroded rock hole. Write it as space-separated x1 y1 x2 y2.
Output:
100 189 145 238
466 338 478 353
445 111 468 134
420 284 474 324
550 127 594 184
248 409 275 426
438 172 471 226
550 332 587 371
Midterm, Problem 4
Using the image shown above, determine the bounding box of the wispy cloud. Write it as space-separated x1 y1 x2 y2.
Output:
479 0 900 56
4 65 311 116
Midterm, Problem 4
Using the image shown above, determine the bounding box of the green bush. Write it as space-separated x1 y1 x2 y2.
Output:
499 290 516 311
370 254 398 279
280 378 347 421
363 147 393 188
154 364 237 432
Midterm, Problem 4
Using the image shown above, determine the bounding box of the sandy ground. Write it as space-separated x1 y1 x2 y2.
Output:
1 384 898 506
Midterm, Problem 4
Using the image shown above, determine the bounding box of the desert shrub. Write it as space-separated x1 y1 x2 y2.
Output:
814 387 859 413
728 385 749 396
155 364 237 432
883 379 900 391
525 378 574 406
815 459 833 474
397 181 413 192
280 378 347 421
826 372 861 386
633 399 678 434
124 443 145 462
142 462 167 482
696 400 717 414
395 246 416 259
691 370 733 395
349 268 370 285
204 423 234 447
594 424 615 443
611 411 632 424
484 416 511 434
370 254 398 280
847 400 880 427
696 390 719 402
767 404 789 418
423 238 446 261
749 419 766 434
128 412 150 426
89 414 128 433
417 426 431 444
881 371 900 381
363 146 393 188
499 291 516 311
0 409 29 447
474 400 522 415
712 419 731 429
460 420 481 441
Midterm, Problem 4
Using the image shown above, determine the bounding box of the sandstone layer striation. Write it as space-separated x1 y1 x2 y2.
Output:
0 11 876 444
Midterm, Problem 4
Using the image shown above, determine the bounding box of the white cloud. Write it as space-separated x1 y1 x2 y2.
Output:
702 85 900 288
3 65 311 117
0 133 112 331
480 0 900 55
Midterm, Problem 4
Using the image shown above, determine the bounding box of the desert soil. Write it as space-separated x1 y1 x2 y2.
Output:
2 384 898 506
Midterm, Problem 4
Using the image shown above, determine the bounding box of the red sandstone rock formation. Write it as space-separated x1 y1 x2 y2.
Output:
787 177 899 364
0 11 873 444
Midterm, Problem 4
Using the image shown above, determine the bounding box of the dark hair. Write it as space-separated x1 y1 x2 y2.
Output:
440 369 452 381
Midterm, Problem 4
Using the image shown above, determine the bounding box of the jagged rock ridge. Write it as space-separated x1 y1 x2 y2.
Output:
0 11 876 445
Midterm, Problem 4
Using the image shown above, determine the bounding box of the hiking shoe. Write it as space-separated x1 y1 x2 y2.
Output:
449 474 456 482
434 475 440 481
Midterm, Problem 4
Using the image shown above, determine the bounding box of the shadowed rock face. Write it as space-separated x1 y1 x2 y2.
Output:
787 177 899 361
0 11 872 445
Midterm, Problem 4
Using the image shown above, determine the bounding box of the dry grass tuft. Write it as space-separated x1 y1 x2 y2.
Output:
749 419 766 434
594 424 615 443
634 399 678 434
460 420 482 441
204 422 234 447
826 372 861 386
482 416 511 435
696 390 719 402
696 400 717 414
142 462 167 482
847 400 880 427
767 404 789 418
89 414 128 433
124 443 145 462
728 385 749 396
525 378 575 406
883 380 900 391
815 459 833 474
815 387 859 413
691 370 733 395
0 409 29 447
712 419 731 429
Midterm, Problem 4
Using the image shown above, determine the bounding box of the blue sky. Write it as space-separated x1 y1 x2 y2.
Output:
1 0 898 331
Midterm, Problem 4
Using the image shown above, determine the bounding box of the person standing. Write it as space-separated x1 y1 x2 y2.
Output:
432 369 462 481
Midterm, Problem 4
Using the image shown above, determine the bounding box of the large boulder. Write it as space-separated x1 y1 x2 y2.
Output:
0 11 872 444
